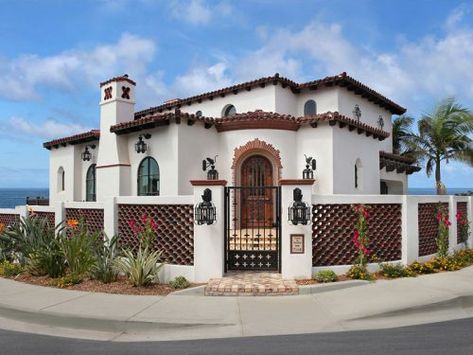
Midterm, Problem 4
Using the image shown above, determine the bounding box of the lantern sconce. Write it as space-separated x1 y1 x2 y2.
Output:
377 115 385 130
288 188 311 225
352 104 361 121
81 144 96 162
195 188 217 225
302 154 316 179
202 156 219 180
135 133 152 154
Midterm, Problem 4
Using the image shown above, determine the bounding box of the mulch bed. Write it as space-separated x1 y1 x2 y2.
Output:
295 275 352 285
9 274 200 296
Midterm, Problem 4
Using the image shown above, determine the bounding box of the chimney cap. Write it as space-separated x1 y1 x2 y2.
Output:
100 75 136 87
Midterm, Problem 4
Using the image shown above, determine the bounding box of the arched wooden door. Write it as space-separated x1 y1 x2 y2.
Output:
240 155 274 228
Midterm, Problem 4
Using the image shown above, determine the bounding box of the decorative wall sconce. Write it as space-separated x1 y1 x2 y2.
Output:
195 188 216 225
378 115 385 129
202 156 219 180
135 133 152 154
302 154 316 179
352 104 362 121
288 188 311 225
81 145 96 162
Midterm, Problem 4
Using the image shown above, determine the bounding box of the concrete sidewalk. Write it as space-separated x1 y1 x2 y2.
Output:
1 267 473 342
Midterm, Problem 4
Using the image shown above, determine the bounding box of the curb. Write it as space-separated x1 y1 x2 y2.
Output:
298 280 370 295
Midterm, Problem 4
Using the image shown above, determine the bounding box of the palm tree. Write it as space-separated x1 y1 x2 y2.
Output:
392 115 415 156
409 98 473 195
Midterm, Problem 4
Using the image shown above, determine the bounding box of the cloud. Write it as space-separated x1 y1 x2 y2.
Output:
170 0 232 25
0 33 156 101
1 117 90 140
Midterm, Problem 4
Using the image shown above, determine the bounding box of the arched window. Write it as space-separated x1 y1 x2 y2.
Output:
86 164 96 202
138 157 160 196
222 104 236 117
57 167 65 192
355 159 362 189
304 100 317 116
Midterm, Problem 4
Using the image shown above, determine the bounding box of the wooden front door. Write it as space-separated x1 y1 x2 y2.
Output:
240 155 274 228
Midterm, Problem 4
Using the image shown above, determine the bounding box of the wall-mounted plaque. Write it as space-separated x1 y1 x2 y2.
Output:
290 234 304 254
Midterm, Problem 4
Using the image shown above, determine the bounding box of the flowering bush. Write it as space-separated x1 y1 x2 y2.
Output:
456 210 470 247
346 264 374 281
436 206 450 258
352 204 370 266
128 214 159 250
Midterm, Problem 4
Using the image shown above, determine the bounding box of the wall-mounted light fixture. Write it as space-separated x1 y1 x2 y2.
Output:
352 104 362 121
288 188 311 225
378 115 385 130
195 188 216 225
81 145 96 162
135 133 152 154
202 156 219 180
302 154 316 179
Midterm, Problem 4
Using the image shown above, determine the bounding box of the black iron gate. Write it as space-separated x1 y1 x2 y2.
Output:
224 186 282 272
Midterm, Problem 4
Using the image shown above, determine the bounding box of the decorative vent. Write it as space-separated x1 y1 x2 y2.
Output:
65 208 104 235
418 203 448 256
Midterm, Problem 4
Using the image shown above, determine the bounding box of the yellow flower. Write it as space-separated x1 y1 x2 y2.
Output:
66 219 79 228
0 223 5 234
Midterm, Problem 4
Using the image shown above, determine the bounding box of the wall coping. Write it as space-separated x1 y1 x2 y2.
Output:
279 179 315 186
190 180 227 186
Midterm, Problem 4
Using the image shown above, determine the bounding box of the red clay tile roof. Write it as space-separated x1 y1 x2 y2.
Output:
110 110 214 134
100 74 136 87
112 109 390 140
379 151 421 174
43 130 100 149
134 72 406 118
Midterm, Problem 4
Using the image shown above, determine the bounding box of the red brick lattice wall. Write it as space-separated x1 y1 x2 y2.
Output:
32 211 55 228
457 202 468 244
65 208 104 235
312 204 402 266
0 214 20 227
418 203 448 257
118 204 194 266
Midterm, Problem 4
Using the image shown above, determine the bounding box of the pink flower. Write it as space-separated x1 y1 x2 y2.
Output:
352 230 360 247
436 212 443 221
456 212 462 221
141 213 148 224
150 218 158 231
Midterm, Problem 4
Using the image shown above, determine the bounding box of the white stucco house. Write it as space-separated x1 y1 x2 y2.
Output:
43 72 420 204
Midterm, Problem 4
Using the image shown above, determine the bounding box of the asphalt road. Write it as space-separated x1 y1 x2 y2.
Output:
1 318 472 355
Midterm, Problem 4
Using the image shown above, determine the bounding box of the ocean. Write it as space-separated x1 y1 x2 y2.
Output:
0 188 49 209
0 187 472 209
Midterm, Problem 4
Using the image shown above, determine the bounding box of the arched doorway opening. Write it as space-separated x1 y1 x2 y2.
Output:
240 155 274 228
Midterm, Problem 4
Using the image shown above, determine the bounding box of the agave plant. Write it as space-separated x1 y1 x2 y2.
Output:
114 246 164 287
91 234 120 283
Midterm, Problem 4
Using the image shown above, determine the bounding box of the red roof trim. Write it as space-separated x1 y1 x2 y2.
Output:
43 130 100 149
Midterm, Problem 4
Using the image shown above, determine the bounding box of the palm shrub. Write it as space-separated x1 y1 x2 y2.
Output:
91 234 120 283
58 219 99 278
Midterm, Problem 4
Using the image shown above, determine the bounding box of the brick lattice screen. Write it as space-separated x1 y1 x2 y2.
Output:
418 203 448 257
0 214 20 227
65 208 104 235
312 204 402 266
457 201 468 244
32 211 55 228
118 204 194 266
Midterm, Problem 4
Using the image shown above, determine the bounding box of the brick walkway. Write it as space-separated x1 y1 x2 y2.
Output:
204 272 299 296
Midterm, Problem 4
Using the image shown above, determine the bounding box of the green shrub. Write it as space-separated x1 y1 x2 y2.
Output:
431 256 462 272
452 249 473 266
51 273 82 288
59 220 98 277
379 263 412 278
0 216 65 278
346 264 373 281
169 276 191 289
313 270 338 283
0 261 23 277
114 247 164 287
91 235 120 283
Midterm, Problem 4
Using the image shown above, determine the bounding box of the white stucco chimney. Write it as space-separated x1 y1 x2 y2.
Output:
96 75 136 201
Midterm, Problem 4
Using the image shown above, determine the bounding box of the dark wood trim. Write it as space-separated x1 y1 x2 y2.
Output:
279 179 315 186
190 180 228 186
215 120 299 132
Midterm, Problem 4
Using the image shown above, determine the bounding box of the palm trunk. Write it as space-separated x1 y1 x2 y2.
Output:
435 158 445 195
